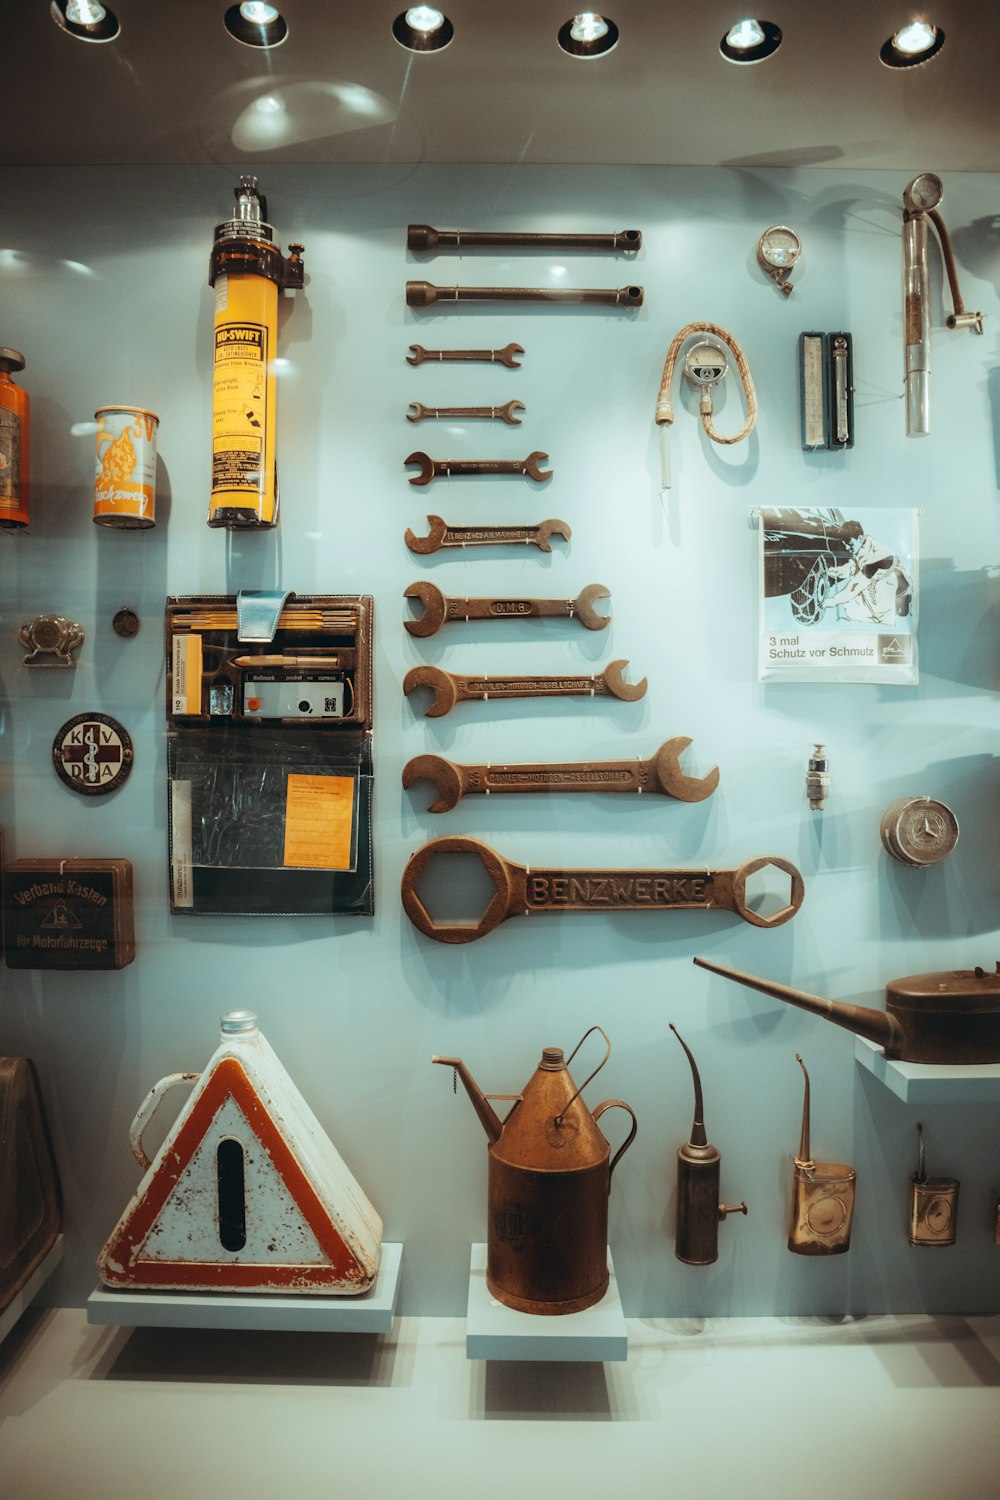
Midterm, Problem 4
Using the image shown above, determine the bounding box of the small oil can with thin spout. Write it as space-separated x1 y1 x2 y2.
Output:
788 1053 856 1255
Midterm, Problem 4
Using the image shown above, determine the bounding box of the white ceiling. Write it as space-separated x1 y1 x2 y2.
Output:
5 1 999 170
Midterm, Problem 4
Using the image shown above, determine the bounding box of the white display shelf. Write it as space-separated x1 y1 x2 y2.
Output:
0 1235 64 1348
465 1243 626 1362
855 1038 1000 1103
85 1241 402 1334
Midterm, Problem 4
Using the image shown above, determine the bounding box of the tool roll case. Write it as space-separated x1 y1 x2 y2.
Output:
0 1056 62 1311
166 591 374 916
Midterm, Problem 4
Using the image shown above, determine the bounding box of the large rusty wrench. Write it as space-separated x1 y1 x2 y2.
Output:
407 401 525 425
405 450 552 485
400 837 804 943
403 660 647 717
403 581 610 638
405 516 571 555
402 737 720 812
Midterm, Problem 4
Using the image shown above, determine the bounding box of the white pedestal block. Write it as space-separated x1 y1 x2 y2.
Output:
465 1243 627 1362
85 1241 402 1333
854 1037 1000 1103
0 1235 64 1348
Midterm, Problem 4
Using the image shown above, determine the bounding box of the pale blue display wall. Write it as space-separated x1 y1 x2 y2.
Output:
2 163 998 1315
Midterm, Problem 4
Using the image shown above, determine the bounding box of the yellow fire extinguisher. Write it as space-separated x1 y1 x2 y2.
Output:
207 176 304 529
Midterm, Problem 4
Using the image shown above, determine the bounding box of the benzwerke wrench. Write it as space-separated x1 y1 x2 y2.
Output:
403 581 610 638
400 837 804 943
404 516 571 555
407 401 525 425
403 660 647 717
405 450 552 485
402 736 720 811
406 342 524 368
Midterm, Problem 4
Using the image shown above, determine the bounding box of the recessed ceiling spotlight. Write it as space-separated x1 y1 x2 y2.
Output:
880 20 945 68
392 7 454 53
224 3 288 49
50 0 120 43
719 17 782 64
557 13 619 58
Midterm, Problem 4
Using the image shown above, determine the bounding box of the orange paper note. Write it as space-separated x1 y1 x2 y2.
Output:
283 774 355 870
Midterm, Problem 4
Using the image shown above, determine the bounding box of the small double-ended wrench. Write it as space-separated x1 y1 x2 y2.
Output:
407 282 644 309
402 736 720 812
403 660 647 717
407 342 524 368
408 225 642 253
406 450 552 485
407 401 525 425
403 581 610 638
405 515 571 555
400 837 804 943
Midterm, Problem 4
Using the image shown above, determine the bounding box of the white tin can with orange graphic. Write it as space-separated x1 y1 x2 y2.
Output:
94 405 159 528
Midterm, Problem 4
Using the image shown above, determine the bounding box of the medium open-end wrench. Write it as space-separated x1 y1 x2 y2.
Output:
400 837 804 943
404 515 571 555
406 342 524 369
407 281 644 309
402 736 720 812
405 450 552 485
408 225 643 253
407 401 525 426
403 660 647 717
403 581 610 638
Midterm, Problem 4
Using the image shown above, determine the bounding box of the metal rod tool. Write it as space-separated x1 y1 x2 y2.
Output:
407 281 643 308
408 224 642 253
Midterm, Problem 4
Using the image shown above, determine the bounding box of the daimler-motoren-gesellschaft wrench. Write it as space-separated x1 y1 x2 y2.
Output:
403 660 647 717
402 736 720 812
403 581 610 638
407 401 525 425
404 516 571 555
400 837 804 943
405 450 552 485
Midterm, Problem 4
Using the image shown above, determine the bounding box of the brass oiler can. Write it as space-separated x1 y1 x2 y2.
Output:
787 1054 856 1255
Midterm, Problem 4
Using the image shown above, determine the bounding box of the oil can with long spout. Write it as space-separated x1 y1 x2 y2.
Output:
692 956 1000 1065
669 1024 746 1265
787 1054 856 1256
432 1027 637 1314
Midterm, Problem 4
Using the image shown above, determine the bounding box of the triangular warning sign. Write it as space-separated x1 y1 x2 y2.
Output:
99 1029 382 1295
41 900 83 931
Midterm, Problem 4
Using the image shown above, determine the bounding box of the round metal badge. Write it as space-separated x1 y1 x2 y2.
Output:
112 606 140 639
52 713 134 796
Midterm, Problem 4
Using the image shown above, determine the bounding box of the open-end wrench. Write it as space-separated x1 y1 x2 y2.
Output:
408 225 643 253
403 581 610 638
400 837 804 943
407 401 525 426
405 516 571 555
405 450 552 485
403 660 647 717
402 737 720 811
407 343 524 369
407 281 644 309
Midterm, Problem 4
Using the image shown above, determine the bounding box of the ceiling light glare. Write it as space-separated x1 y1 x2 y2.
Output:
224 2 288 48
719 17 781 63
392 7 453 51
880 19 945 68
50 0 120 42
558 12 619 58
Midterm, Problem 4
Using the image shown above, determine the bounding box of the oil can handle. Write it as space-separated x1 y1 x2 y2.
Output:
593 1099 638 1179
129 1072 200 1169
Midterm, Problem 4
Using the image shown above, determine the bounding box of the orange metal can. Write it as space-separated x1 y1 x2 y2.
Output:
94 406 158 529
0 348 30 529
